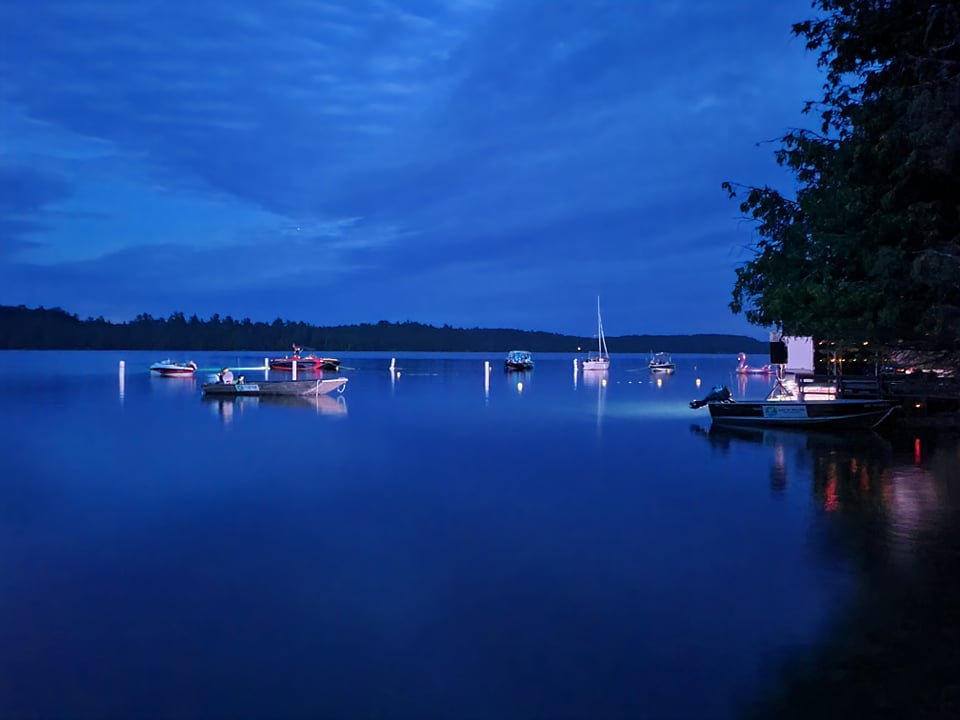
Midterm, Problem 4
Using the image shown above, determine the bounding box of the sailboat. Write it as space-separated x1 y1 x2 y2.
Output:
581 296 610 371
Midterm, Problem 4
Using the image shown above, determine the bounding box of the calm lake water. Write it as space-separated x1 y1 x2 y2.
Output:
1 350 958 720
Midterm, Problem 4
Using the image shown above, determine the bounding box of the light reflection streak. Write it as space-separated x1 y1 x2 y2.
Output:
881 465 947 567
582 369 607 434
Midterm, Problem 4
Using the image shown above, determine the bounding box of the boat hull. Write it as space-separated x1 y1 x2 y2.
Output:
270 358 321 371
201 378 348 397
648 352 674 374
269 356 340 371
707 399 896 429
649 365 675 374
582 359 609 371
151 368 195 376
150 361 197 376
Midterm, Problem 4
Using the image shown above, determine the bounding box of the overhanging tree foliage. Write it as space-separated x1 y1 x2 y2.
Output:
725 0 960 353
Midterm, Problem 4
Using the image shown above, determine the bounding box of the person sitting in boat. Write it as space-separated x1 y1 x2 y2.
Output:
292 344 302 358
236 375 244 385
220 367 234 384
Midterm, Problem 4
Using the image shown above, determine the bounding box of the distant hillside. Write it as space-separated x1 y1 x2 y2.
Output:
0 304 768 354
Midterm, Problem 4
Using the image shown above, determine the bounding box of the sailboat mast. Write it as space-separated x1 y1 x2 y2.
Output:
597 296 607 357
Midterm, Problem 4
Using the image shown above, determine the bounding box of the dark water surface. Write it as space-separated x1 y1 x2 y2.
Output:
1 351 957 719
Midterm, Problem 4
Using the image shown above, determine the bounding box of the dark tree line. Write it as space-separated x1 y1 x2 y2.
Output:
0 305 767 354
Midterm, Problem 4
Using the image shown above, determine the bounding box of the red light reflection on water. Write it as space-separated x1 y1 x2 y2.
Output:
824 464 840 512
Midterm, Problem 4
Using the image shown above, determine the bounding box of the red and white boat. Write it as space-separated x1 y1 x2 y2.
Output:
149 360 198 377
269 345 340 372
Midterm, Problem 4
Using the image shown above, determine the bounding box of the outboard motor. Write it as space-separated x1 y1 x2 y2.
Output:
690 385 732 409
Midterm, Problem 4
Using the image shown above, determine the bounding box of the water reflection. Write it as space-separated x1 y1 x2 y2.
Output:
149 373 197 394
499 364 532 396
202 393 348 423
729 429 960 720
691 424 955 572
735 371 776 400
692 424 892 496
582 369 607 431
881 465 950 566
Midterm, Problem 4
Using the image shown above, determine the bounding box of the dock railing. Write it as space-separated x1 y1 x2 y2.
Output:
793 373 883 399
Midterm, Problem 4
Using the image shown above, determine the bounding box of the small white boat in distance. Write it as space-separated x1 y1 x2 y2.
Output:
582 297 610 371
648 352 675 374
504 350 535 371
150 360 197 377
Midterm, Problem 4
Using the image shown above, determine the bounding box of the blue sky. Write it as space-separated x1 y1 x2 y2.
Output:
0 0 823 338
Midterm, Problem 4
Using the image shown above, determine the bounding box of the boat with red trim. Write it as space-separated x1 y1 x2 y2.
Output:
149 360 198 377
269 345 340 372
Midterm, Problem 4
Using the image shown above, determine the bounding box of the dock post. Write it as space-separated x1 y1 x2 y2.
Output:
292 359 297 380
390 357 396 371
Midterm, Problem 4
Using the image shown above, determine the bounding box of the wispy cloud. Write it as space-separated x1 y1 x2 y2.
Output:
0 0 821 335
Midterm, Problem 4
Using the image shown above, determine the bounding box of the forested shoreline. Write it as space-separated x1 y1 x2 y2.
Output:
0 304 766 354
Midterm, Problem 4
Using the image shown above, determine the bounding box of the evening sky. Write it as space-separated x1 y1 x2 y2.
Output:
0 0 824 337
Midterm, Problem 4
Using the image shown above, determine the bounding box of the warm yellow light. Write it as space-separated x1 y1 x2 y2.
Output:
696 378 701 388
915 402 922 409
396 371 401 378
862 341 869 346
517 381 523 393
656 378 663 388
601 378 607 387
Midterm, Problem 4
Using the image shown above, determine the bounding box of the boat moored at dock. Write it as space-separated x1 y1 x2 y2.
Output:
690 371 896 430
